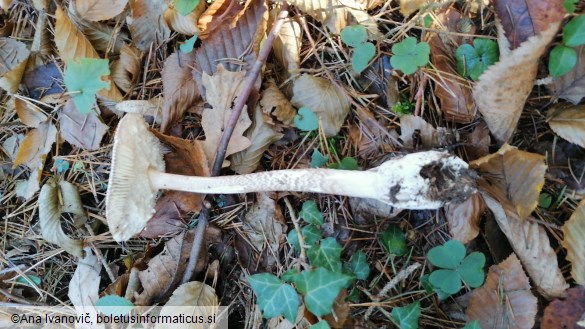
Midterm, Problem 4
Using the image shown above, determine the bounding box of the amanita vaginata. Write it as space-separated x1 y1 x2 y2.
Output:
106 114 477 242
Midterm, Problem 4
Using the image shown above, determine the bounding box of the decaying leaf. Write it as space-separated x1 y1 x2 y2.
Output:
59 99 109 151
466 254 537 329
548 104 585 148
69 247 104 329
161 50 199 132
14 120 57 169
272 13 302 76
155 282 220 329
164 0 205 36
15 166 42 200
541 285 585 329
75 0 128 22
15 98 47 128
473 21 560 143
201 65 252 164
291 74 350 137
288 0 379 37
399 115 437 149
471 144 545 219
561 200 585 285
231 106 284 174
127 0 170 52
399 0 426 16
54 6 123 102
39 178 87 258
22 62 64 101
445 194 484 244
111 44 142 93
260 80 296 125
197 0 242 39
481 193 568 298
549 45 585 104
0 37 30 94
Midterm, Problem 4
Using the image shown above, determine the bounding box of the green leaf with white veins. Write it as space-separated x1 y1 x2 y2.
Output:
292 268 352 317
64 58 110 114
392 301 421 329
344 251 370 280
248 273 300 322
307 237 343 272
299 200 323 225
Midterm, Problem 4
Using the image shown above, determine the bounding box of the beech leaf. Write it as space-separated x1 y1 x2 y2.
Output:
561 200 585 285
0 37 30 94
548 104 585 148
127 0 171 52
542 286 585 329
161 50 199 132
59 99 109 151
75 0 128 21
68 248 104 329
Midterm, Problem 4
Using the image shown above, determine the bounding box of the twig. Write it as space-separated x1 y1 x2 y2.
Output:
283 197 308 270
180 2 291 284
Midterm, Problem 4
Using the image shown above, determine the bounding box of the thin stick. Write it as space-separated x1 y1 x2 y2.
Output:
181 3 291 284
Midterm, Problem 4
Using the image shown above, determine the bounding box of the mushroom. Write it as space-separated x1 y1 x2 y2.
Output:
106 114 477 242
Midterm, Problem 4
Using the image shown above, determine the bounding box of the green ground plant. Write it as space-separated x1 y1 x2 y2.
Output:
549 14 585 76
341 25 376 73
390 37 430 75
455 38 499 81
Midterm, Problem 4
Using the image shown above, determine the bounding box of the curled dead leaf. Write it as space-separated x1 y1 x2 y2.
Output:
161 50 199 132
0 37 30 94
291 74 350 137
548 104 585 148
561 200 585 285
197 0 242 39
399 115 437 149
445 194 484 244
260 80 296 125
68 247 104 329
127 0 170 52
14 120 57 169
75 0 128 22
271 12 302 76
155 282 221 328
164 0 205 35
111 44 142 93
466 254 537 329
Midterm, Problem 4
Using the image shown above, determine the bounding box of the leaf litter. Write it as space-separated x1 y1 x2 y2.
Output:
0 0 583 327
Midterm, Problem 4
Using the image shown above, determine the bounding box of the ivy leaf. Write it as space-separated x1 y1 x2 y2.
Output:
344 251 370 280
427 240 466 269
299 200 323 226
292 268 352 317
248 273 300 322
294 107 319 131
307 237 343 272
390 37 430 75
174 0 201 15
379 224 408 256
549 45 577 77
302 225 322 246
310 148 329 168
288 229 301 251
352 42 375 73
341 25 368 47
63 58 111 114
455 39 499 80
391 301 421 329
563 15 585 47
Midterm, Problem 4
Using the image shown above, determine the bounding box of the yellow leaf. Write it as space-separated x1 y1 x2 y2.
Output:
75 0 128 21
14 121 57 169
15 97 47 128
561 200 585 285
399 0 426 16
260 80 296 125
0 37 30 94
548 104 585 148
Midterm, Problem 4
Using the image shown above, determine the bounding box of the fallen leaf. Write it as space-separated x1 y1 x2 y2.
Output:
15 98 47 128
541 285 585 329
473 21 560 143
272 13 302 76
481 193 568 298
444 194 484 244
22 62 64 101
69 247 104 329
561 200 585 285
161 50 199 132
127 0 171 52
59 99 109 151
399 0 426 16
111 44 142 93
54 6 123 103
471 144 545 219
164 0 205 36
197 0 243 39
288 0 379 38
0 37 30 94
323 290 349 328
493 0 565 50
14 120 57 169
201 64 252 164
39 178 86 258
464 122 490 161
466 254 537 329
260 80 296 125
2 133 25 160
15 166 42 200
75 0 128 22
548 104 585 148
231 105 284 174
549 45 585 104
0 0 13 10
427 9 476 123
291 74 350 137
399 115 437 149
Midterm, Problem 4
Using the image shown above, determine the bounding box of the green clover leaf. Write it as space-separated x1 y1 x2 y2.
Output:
294 107 319 131
455 39 499 80
248 273 300 322
351 42 376 73
390 37 430 75
341 25 368 47
174 0 200 15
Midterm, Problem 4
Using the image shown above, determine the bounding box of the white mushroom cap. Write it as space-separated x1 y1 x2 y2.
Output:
106 113 165 242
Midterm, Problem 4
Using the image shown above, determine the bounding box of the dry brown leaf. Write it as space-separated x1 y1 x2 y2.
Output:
201 65 252 164
427 9 476 123
164 0 205 35
445 194 484 244
323 290 349 328
561 200 585 285
127 0 170 52
161 50 199 132
2 133 25 160
399 0 426 16
22 62 64 101
464 122 490 161
155 282 221 329
0 37 30 94
471 144 545 219
473 22 560 143
0 0 13 10
231 106 283 174
548 104 585 148
260 80 296 125
15 165 42 200
15 98 47 128
272 13 302 76
75 0 128 21
55 6 123 102
111 44 142 93
291 74 350 137
493 0 564 50
549 45 585 105
481 193 568 298
541 286 585 329
39 178 86 258
399 115 437 149
68 247 104 329
59 99 109 151
466 254 537 329
14 120 57 169
288 0 379 37
30 9 52 56
197 0 243 39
